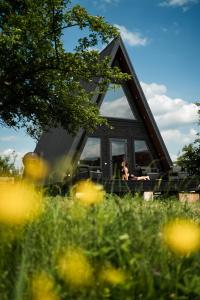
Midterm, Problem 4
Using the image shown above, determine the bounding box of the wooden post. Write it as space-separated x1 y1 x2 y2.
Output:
179 192 200 203
143 191 154 201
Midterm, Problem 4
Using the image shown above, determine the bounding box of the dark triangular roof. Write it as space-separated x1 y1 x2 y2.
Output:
35 36 172 177
103 36 172 169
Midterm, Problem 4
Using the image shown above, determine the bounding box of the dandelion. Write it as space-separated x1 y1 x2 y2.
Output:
99 265 126 285
23 154 49 180
162 219 200 255
57 247 93 287
31 272 59 300
0 182 42 225
73 180 105 206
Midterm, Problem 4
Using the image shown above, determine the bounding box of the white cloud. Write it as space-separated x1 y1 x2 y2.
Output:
93 0 119 10
0 148 27 168
159 0 199 10
114 24 148 46
0 135 17 142
102 0 119 3
1 148 15 156
140 82 167 98
140 81 198 129
100 96 135 119
161 128 197 161
141 81 199 159
162 128 197 143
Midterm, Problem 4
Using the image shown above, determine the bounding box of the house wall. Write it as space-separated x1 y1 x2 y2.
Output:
34 38 172 182
89 118 160 179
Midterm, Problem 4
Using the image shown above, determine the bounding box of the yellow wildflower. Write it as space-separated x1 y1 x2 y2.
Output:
0 182 42 225
163 219 200 255
31 272 59 300
57 247 93 287
73 180 105 206
100 265 126 285
24 155 49 180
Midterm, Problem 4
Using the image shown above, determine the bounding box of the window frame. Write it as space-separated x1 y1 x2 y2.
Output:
79 137 102 169
133 139 154 168
109 138 128 178
99 84 137 121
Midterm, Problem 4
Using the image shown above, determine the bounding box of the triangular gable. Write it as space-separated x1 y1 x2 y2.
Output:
96 36 172 170
35 36 172 177
100 84 136 120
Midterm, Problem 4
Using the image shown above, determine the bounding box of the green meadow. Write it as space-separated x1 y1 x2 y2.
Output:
1 193 200 300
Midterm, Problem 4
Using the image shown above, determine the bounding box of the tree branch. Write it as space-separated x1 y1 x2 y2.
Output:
51 0 60 65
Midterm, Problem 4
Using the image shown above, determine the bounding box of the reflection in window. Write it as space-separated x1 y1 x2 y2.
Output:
79 138 101 167
134 140 153 167
100 84 136 119
111 139 127 178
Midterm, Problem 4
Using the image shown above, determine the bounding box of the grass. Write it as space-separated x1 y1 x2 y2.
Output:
0 193 200 300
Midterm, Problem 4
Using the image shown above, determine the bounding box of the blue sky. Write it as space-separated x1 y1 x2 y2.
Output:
0 0 200 167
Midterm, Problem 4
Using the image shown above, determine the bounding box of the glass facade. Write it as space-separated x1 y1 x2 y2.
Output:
79 138 101 167
134 140 153 167
111 139 127 178
100 84 136 119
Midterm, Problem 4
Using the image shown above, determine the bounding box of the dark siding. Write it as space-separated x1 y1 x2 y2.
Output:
35 128 75 165
89 118 160 178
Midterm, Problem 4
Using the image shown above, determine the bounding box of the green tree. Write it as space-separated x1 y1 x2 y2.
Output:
0 152 19 176
0 0 129 139
176 138 200 176
177 102 200 176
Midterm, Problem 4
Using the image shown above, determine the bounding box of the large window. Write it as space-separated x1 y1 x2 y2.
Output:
134 140 153 167
100 84 136 120
110 139 127 178
79 138 101 167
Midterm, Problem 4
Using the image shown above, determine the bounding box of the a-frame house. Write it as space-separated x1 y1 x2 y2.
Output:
35 37 172 181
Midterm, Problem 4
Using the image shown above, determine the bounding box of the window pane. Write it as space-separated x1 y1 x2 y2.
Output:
134 140 152 167
100 84 136 119
79 138 100 166
111 139 127 178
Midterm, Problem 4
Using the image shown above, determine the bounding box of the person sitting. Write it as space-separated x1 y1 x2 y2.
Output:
130 174 150 181
121 161 150 181
121 161 129 181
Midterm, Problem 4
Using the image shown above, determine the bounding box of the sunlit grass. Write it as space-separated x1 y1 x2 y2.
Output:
99 264 126 285
0 187 200 300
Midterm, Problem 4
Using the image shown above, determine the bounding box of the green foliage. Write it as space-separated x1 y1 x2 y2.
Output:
1 195 200 299
0 153 19 176
176 102 200 176
177 138 200 176
0 0 129 139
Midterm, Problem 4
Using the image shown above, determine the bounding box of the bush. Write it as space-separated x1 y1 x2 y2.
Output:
0 154 19 177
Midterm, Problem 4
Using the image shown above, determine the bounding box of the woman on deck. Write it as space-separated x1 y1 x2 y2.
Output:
121 161 129 181
121 161 150 181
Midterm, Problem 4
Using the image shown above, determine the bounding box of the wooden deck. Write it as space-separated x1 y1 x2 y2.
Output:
50 176 200 197
101 178 200 194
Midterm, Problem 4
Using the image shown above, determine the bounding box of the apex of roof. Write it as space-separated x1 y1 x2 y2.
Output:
99 35 121 59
